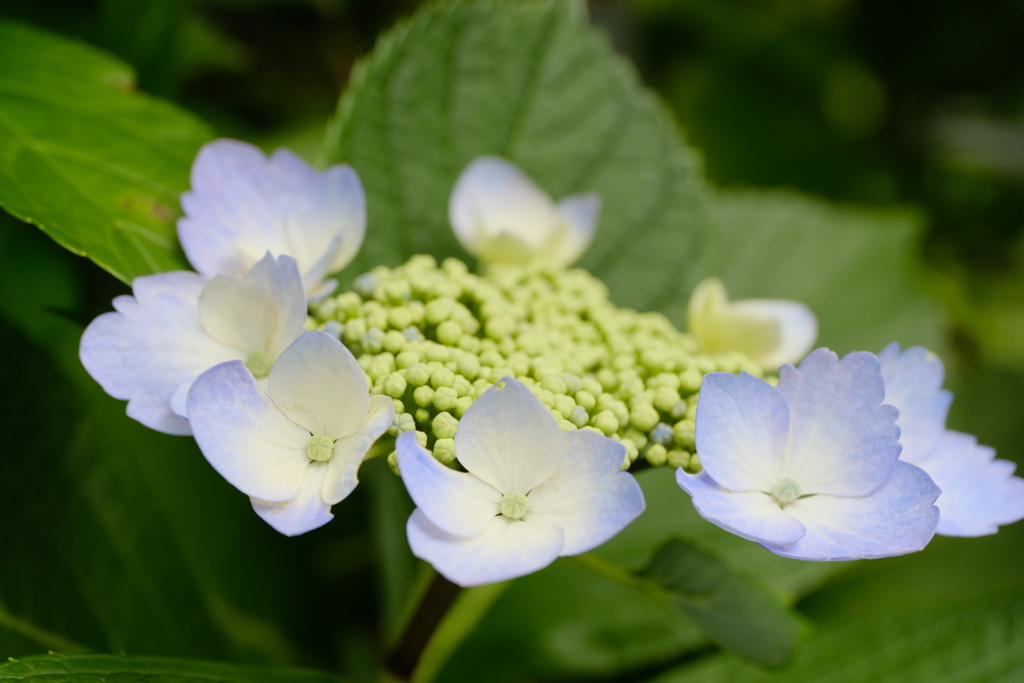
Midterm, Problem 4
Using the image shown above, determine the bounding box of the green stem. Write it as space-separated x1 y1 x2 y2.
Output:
571 553 669 600
0 604 86 653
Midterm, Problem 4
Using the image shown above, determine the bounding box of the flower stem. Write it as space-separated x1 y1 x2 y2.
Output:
385 572 461 680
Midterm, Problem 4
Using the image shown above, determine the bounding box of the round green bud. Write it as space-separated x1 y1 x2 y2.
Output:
314 298 337 320
433 386 459 412
392 398 405 415
413 385 435 408
552 395 576 420
384 279 411 304
403 326 426 343
458 335 482 354
457 354 480 380
368 357 394 381
432 411 459 439
485 315 516 340
433 438 457 465
406 363 432 387
673 419 696 449
430 367 456 389
687 453 702 474
387 451 400 475
473 381 493 398
558 418 578 431
650 422 674 446
397 350 421 369
574 390 597 411
383 330 407 354
685 401 698 421
670 400 688 420
610 400 630 426
592 410 620 436
382 372 408 398
561 373 582 395
624 428 648 452
648 372 681 390
441 257 469 276
536 390 555 407
619 376 646 401
362 328 386 354
666 448 690 468
414 431 429 448
388 306 413 331
500 492 529 520
596 368 619 392
390 412 415 436
626 405 659 432
540 376 568 395
453 375 473 398
336 292 362 319
436 320 463 345
343 318 367 344
415 408 431 424
653 387 682 413
645 444 668 467
426 297 455 325
366 309 389 331
307 434 334 462
679 368 703 394
455 396 473 417
621 437 639 462
579 377 603 397
479 350 504 368
569 405 589 428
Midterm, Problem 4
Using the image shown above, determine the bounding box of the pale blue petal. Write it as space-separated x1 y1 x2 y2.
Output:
527 430 645 555
695 371 789 492
877 343 953 464
762 461 940 561
79 271 241 436
454 376 564 495
406 509 564 587
187 360 310 502
916 430 1024 537
777 348 901 496
396 431 501 537
676 469 807 544
268 331 369 439
251 462 334 536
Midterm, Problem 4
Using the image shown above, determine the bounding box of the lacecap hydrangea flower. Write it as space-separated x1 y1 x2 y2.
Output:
449 156 601 267
879 343 1024 536
678 348 941 561
687 277 817 369
179 138 367 299
80 253 306 435
187 331 393 536
396 376 645 586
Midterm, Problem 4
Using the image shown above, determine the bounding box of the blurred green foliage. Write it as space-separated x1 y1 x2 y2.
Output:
0 0 1022 681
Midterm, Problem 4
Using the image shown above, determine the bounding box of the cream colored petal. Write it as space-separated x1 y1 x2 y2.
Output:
322 395 395 505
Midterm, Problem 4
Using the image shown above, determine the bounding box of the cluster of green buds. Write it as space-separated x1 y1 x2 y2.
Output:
307 255 768 475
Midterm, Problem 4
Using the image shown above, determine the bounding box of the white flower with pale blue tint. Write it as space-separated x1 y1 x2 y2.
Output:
687 278 817 368
879 343 1024 536
397 377 644 587
187 331 393 536
678 348 940 561
79 253 306 436
178 138 366 299
449 156 601 267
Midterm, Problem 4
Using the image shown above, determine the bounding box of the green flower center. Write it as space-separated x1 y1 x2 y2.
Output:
771 479 801 506
500 492 529 520
307 434 335 462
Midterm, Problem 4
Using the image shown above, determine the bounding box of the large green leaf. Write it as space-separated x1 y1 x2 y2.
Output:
650 595 1024 683
641 539 802 666
0 20 212 284
706 189 948 356
326 0 709 312
0 653 341 682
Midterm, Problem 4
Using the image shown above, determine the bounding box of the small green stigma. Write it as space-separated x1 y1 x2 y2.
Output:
771 479 801 506
500 492 529 520
307 434 335 462
244 350 273 378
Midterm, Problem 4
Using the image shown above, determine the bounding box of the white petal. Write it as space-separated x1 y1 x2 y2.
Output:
729 299 817 368
453 376 565 494
527 430 645 555
915 431 1024 537
776 349 902 497
676 470 807 545
251 462 334 536
322 395 395 505
877 343 952 464
169 381 190 419
268 331 369 439
695 371 789 492
448 156 560 262
549 193 601 267
406 509 564 587
298 233 343 301
178 139 366 295
245 253 308 358
762 461 940 561
396 431 502 537
198 274 278 354
79 271 241 435
187 360 311 502
686 278 817 369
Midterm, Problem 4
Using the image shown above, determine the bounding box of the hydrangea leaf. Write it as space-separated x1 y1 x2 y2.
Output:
0 653 341 682
704 189 948 356
640 538 802 666
0 20 213 284
325 0 709 311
